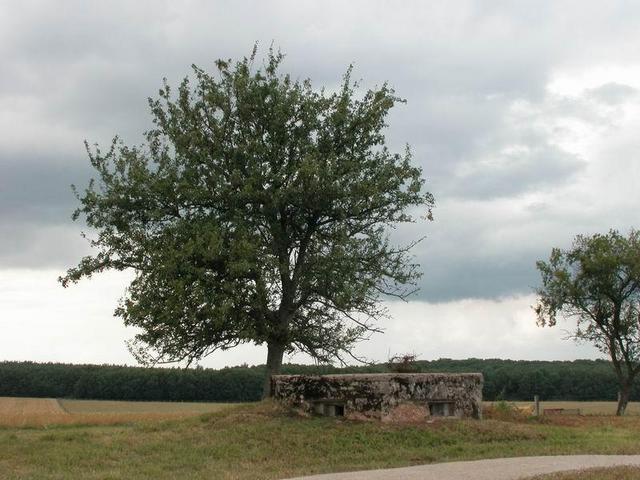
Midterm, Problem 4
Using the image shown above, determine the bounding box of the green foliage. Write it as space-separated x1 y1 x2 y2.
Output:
60 47 433 378
0 358 634 402
486 399 532 421
536 230 640 414
492 399 514 413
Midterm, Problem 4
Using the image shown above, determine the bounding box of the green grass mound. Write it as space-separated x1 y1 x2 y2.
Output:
2 401 640 479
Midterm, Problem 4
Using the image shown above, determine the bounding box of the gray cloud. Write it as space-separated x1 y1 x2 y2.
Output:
0 158 89 223
0 222 90 269
2 0 640 303
587 83 638 105
419 253 539 302
448 144 584 199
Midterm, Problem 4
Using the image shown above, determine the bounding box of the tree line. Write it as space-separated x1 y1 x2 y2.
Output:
0 358 634 402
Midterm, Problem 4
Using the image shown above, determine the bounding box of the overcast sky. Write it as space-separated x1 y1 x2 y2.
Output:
2 0 639 368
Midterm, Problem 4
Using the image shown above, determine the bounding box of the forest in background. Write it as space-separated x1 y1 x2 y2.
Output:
0 358 631 402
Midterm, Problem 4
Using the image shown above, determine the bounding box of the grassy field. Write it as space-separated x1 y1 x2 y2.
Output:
2 399 640 479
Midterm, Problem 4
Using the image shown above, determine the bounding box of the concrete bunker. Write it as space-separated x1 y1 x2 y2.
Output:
272 373 483 421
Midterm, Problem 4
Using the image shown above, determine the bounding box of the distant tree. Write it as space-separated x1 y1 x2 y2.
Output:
535 230 640 415
60 47 434 397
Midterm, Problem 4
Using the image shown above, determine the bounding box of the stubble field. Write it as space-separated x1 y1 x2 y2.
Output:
0 397 240 427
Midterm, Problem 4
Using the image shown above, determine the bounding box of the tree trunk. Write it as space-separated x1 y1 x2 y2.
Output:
261 342 285 399
616 382 632 416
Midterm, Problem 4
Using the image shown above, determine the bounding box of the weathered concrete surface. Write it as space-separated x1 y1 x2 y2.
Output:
285 455 640 480
272 373 483 420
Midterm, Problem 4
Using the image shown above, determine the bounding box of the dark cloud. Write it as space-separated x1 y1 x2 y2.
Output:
448 144 585 199
419 254 539 302
0 158 89 223
0 156 93 268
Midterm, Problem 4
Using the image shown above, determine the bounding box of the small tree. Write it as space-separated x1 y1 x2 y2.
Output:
387 352 420 373
60 48 434 397
535 230 640 415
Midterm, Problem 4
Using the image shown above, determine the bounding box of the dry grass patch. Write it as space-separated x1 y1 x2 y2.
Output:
60 399 240 415
536 414 640 429
0 397 68 427
0 397 64 416
484 401 640 416
0 411 198 428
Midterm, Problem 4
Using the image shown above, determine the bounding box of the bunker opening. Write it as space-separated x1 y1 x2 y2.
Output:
313 400 345 417
428 401 456 417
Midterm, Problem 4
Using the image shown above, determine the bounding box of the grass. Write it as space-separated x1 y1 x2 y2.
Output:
526 466 640 479
2 400 640 479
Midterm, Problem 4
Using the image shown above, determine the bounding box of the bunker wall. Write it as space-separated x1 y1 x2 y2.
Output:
272 373 483 420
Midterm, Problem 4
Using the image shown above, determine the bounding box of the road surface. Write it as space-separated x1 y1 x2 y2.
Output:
286 455 640 480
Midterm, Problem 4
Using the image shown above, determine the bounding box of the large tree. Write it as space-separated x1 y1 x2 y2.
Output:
535 230 640 415
60 49 433 396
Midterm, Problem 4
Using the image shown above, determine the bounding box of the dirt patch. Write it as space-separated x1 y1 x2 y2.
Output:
382 402 429 423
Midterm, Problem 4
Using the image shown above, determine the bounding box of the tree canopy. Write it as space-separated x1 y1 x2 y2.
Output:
535 229 640 415
60 48 433 396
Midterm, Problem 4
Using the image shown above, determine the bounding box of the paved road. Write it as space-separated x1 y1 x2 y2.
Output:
286 455 640 480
